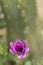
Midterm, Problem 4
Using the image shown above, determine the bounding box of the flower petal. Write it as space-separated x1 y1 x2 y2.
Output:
9 49 15 54
10 42 14 48
15 39 22 44
9 42 17 53
17 52 22 55
18 48 26 58
22 54 26 58
23 40 27 48
18 54 26 58
18 55 22 58
26 48 29 52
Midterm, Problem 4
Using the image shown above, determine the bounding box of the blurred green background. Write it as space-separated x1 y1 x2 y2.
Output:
0 0 43 65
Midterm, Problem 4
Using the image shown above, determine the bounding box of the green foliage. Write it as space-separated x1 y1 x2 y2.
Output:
0 42 8 57
25 61 31 65
40 59 43 65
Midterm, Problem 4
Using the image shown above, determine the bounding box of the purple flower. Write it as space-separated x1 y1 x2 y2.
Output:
9 39 29 58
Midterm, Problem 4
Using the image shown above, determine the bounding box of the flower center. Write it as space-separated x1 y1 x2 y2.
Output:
18 48 23 52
